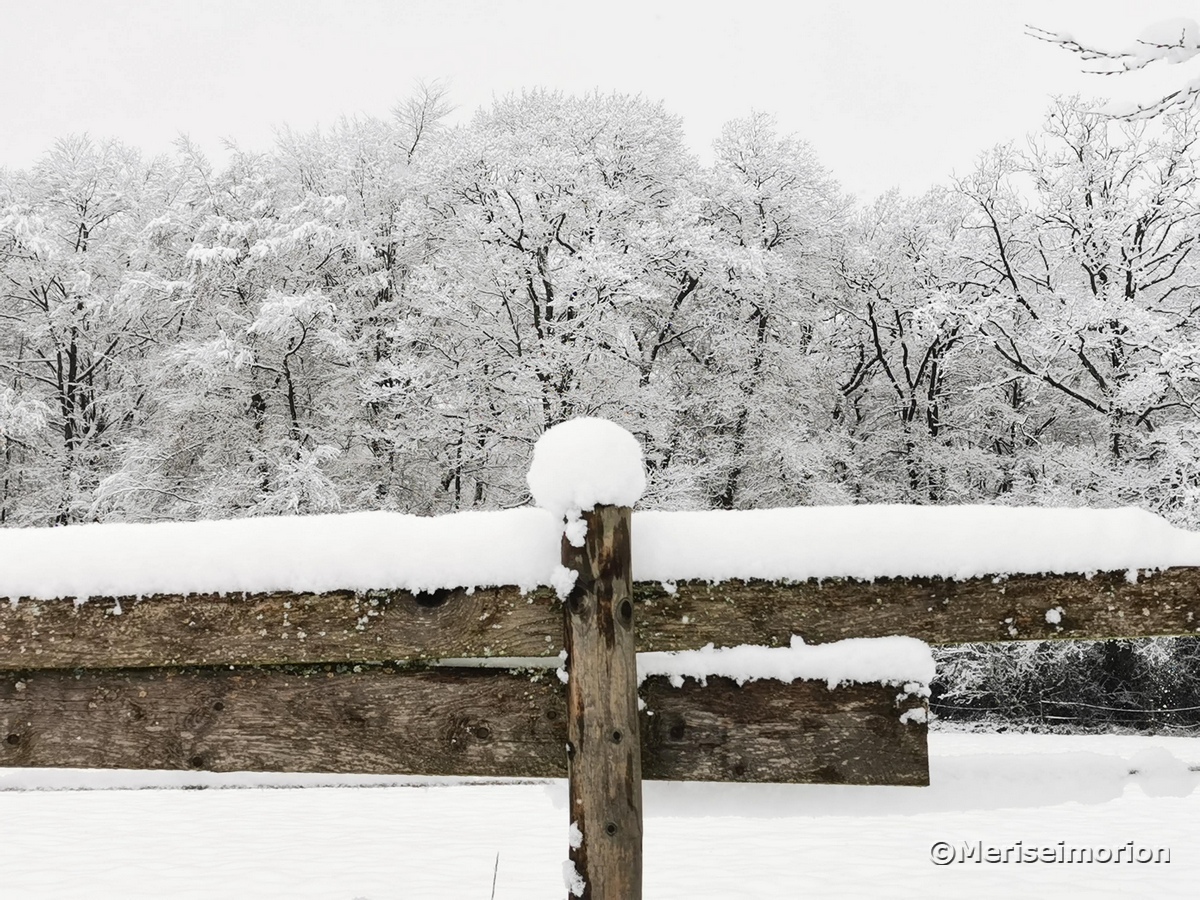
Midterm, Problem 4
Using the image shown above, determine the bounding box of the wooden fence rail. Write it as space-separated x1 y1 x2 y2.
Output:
4 568 1198 671
0 665 926 785
3 566 1195 787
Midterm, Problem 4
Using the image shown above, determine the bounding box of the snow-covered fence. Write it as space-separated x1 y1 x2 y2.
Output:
5 418 1200 896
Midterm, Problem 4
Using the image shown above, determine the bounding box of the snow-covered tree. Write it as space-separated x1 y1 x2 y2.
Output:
679 113 849 509
374 90 706 510
834 187 996 502
957 98 1200 519
1030 18 1200 118
0 137 185 524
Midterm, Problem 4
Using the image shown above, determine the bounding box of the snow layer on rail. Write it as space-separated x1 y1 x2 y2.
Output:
2 504 1199 601
0 509 561 600
632 505 1200 583
638 636 936 689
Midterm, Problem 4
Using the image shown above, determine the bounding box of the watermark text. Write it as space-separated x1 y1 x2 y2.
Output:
930 840 1170 865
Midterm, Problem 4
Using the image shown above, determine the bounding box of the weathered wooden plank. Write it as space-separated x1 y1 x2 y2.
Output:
0 665 566 778
0 586 564 669
632 569 1200 648
7 567 1191 671
0 666 927 785
562 505 642 900
641 676 928 786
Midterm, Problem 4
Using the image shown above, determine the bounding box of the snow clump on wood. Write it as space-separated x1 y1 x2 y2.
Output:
637 635 936 690
527 417 645 545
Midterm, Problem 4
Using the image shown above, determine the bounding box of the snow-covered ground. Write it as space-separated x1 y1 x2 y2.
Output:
2 732 1197 899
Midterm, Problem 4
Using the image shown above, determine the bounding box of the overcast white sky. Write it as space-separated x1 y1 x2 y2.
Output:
1 0 1196 200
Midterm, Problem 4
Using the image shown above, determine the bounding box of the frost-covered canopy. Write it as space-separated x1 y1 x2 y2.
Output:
526 418 646 519
8 96 1200 533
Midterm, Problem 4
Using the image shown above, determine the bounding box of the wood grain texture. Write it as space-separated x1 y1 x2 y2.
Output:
0 665 567 777
631 569 1200 648
561 505 642 900
0 586 563 669
641 676 928 786
0 666 927 785
6 567 1192 672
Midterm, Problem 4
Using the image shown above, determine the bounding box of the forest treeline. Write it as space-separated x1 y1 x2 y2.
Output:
3 89 1200 528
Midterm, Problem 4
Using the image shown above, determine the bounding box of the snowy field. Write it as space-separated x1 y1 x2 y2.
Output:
2 731 1197 899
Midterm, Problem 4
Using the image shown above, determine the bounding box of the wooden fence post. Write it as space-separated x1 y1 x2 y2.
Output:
561 503 642 900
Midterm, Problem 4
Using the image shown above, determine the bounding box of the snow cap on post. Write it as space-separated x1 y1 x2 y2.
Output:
527 417 645 546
